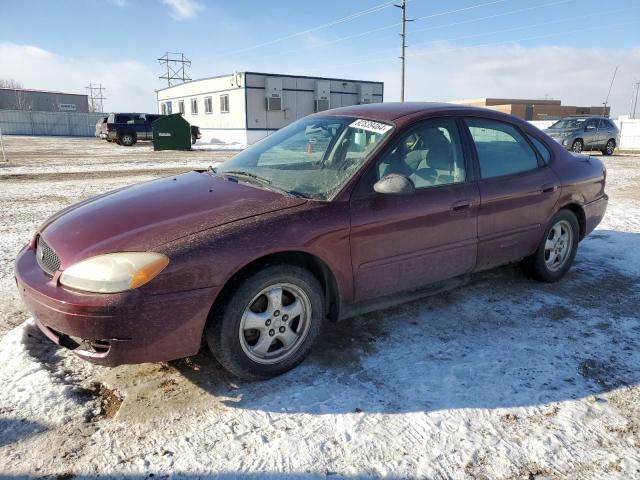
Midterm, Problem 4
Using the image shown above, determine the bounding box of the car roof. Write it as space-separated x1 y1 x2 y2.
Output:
317 102 465 121
316 102 516 123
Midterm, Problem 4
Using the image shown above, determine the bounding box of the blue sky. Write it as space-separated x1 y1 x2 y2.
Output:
1 0 639 114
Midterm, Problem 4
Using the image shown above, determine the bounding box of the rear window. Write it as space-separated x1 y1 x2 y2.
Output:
527 134 551 164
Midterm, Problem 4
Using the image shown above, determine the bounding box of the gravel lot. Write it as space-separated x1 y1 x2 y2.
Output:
0 136 639 478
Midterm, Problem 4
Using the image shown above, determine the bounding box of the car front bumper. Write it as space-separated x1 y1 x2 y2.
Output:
15 245 218 366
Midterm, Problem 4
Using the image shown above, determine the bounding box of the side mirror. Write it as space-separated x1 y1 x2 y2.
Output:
373 174 415 195
585 125 595 131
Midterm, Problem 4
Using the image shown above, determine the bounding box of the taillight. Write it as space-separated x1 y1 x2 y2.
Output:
106 124 112 132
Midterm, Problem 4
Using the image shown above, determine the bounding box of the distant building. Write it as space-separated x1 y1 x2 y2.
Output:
450 98 609 120
0 87 89 113
156 71 384 145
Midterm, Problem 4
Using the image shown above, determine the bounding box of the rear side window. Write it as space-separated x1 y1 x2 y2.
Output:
115 114 132 123
527 134 551 164
466 118 539 179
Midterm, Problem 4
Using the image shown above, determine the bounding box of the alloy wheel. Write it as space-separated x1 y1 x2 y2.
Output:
544 220 573 272
606 140 615 155
572 141 583 153
239 283 312 364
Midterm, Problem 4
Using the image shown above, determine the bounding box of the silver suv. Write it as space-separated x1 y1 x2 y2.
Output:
544 116 619 155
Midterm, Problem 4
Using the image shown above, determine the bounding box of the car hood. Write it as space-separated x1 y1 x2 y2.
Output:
40 171 306 268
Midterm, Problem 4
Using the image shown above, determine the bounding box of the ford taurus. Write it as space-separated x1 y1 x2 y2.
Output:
15 103 608 380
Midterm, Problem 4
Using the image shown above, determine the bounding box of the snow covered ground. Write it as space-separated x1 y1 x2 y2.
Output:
0 136 639 479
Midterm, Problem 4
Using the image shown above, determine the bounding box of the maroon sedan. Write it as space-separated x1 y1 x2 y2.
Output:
15 103 608 380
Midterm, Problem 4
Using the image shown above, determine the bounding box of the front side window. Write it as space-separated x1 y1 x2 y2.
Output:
213 116 393 200
220 94 229 113
372 118 466 190
466 118 539 179
190 98 198 115
204 96 212 114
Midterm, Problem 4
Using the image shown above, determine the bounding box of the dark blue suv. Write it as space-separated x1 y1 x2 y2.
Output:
105 113 201 146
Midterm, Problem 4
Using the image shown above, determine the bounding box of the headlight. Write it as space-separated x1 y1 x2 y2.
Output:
59 252 169 293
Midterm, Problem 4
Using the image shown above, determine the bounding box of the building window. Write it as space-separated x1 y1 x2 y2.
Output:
204 96 213 114
190 98 198 115
161 103 167 115
178 100 185 115
220 94 229 113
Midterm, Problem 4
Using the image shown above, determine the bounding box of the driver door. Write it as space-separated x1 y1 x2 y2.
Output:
349 118 479 301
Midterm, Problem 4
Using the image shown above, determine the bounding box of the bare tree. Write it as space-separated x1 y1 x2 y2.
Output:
0 78 23 89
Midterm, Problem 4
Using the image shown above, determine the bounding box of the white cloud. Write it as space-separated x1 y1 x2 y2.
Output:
358 42 640 117
0 42 159 113
161 0 204 21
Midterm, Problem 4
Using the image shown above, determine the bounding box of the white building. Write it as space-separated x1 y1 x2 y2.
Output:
156 71 384 146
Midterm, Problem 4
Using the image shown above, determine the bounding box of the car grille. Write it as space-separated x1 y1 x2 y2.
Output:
36 236 60 276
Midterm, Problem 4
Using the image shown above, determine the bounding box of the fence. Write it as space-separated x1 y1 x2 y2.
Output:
0 110 105 137
530 118 640 151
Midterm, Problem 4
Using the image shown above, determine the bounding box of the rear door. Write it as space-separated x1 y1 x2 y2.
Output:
463 117 561 271
349 117 479 301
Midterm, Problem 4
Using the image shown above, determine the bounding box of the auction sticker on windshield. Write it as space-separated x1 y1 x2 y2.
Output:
349 119 393 134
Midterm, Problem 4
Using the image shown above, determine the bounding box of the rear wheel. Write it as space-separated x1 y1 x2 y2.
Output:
571 139 583 153
119 133 135 146
206 265 324 380
521 209 579 282
602 139 615 156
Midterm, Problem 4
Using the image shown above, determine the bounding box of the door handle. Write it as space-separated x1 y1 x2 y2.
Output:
451 200 472 212
541 184 558 194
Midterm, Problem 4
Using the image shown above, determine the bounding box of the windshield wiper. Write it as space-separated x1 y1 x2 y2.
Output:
219 170 307 198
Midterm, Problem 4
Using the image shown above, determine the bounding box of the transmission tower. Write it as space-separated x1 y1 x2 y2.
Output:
85 83 106 113
158 52 192 87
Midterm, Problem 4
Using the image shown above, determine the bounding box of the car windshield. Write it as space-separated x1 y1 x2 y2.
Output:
549 118 586 129
213 116 393 200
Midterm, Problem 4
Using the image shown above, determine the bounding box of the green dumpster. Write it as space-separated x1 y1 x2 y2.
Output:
152 114 191 151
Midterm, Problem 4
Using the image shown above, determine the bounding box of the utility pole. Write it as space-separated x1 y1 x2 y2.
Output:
158 52 192 87
395 0 412 102
602 66 618 117
630 80 640 119
85 83 106 113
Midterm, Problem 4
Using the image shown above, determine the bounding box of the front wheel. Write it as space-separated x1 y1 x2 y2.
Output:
521 209 579 282
571 139 583 154
206 265 324 380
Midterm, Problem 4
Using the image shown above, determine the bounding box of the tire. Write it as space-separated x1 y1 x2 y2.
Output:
571 139 583 154
119 133 135 146
206 265 324 380
521 209 580 282
602 139 615 156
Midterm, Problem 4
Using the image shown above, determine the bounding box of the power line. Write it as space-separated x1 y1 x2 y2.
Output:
225 0 400 55
318 19 638 71
267 0 573 62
